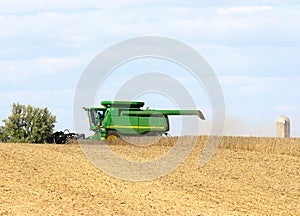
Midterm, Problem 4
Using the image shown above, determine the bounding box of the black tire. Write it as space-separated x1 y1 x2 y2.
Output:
106 130 121 141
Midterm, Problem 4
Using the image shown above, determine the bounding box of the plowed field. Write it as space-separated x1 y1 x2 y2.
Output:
0 136 299 215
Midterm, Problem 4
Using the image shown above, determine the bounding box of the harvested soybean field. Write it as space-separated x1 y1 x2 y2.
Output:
0 136 299 215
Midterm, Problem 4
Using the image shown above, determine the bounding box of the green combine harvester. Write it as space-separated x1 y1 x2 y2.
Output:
83 101 205 140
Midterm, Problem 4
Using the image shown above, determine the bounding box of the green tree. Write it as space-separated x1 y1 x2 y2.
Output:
0 126 6 142
2 103 56 143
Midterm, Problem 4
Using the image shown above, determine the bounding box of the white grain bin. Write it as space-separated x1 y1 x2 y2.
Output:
276 116 290 138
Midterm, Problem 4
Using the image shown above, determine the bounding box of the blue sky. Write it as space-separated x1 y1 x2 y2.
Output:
1 0 300 137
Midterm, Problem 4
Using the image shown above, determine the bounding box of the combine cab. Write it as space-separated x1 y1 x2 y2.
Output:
83 101 205 140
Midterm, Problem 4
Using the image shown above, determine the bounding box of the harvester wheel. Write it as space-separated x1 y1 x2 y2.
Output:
106 130 120 141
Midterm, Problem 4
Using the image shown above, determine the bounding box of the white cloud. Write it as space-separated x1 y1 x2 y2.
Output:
220 75 262 86
0 88 74 107
220 75 300 97
215 6 272 14
0 1 300 136
1 2 300 46
0 55 86 80
0 0 104 13
219 75 266 96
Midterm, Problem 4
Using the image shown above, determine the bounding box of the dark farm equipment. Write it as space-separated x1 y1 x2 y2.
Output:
46 129 85 144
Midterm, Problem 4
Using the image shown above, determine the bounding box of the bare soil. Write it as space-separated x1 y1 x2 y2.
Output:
0 136 299 215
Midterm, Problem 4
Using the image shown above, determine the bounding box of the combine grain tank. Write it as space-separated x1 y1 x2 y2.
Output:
83 101 205 140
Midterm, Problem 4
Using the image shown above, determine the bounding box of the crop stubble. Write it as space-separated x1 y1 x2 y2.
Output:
0 136 299 215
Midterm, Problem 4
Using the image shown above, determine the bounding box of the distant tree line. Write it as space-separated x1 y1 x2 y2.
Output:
0 103 56 143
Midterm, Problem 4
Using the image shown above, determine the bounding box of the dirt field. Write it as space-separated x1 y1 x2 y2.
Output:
0 136 299 215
